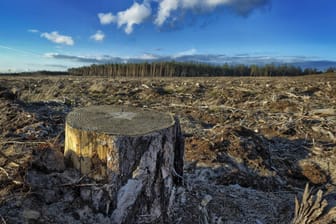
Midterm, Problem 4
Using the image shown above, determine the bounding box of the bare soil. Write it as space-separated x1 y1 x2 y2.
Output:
0 74 335 223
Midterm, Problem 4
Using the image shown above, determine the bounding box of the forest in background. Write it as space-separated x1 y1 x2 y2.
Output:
67 62 335 77
1 62 335 77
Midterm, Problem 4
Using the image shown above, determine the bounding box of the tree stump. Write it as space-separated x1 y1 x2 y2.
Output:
64 105 184 223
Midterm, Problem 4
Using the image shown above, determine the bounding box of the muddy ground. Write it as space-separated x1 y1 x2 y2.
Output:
0 74 335 223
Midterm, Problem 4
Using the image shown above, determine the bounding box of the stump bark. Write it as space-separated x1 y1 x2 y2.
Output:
64 105 184 223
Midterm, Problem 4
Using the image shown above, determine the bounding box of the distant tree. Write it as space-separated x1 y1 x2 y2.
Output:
326 67 336 73
304 68 318 75
67 61 311 77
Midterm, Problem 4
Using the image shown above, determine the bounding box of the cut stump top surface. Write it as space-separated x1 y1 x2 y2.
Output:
66 105 175 136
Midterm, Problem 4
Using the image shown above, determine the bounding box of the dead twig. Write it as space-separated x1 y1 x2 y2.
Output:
0 215 6 224
57 171 96 187
0 141 47 145
309 108 335 116
49 130 64 147
58 183 103 187
0 151 20 166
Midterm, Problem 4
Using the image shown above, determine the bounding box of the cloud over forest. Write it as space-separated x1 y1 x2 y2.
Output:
98 0 271 34
98 2 151 34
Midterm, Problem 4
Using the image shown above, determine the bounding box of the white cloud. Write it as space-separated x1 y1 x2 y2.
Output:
203 0 231 8
43 52 122 64
138 53 159 60
98 13 116 25
44 52 59 58
174 48 197 57
155 0 179 26
97 0 269 32
118 2 152 34
90 30 105 42
98 2 151 34
41 31 74 46
154 0 270 26
28 29 39 33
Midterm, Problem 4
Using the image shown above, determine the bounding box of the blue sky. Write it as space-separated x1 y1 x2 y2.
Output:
0 0 336 72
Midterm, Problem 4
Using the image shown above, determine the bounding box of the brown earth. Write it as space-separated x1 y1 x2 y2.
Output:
0 74 335 223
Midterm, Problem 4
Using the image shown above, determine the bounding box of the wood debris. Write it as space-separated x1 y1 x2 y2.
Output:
0 74 335 223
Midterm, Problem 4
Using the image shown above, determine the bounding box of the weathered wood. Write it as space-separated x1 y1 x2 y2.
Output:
64 105 184 223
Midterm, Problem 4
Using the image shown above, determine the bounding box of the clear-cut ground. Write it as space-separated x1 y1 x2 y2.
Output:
0 74 335 223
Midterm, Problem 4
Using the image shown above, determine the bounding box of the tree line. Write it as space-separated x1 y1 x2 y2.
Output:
67 62 330 77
